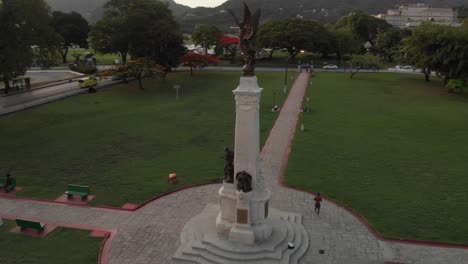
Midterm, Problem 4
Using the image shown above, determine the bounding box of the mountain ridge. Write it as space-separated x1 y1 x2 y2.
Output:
45 0 466 31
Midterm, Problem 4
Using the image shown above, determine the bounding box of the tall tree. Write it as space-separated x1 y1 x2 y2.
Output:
374 27 411 63
90 0 185 69
402 22 468 84
90 16 129 64
191 24 222 54
126 0 185 70
257 18 330 60
347 9 392 44
51 11 89 63
0 0 59 93
331 27 361 60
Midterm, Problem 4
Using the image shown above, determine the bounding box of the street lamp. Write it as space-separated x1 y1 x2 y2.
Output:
173 84 181 100
284 56 290 96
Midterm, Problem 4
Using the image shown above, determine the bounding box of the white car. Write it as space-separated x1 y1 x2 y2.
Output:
323 64 338 70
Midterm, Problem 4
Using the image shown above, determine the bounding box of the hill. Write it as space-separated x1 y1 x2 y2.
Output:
45 0 191 22
45 0 466 32
179 0 466 32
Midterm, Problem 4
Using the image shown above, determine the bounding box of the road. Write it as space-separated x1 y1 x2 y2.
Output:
25 70 82 84
0 79 120 115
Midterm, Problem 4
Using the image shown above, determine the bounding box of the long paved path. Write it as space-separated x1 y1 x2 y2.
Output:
1 72 468 264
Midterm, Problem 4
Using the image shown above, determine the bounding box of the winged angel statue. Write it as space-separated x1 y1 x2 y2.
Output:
228 2 261 77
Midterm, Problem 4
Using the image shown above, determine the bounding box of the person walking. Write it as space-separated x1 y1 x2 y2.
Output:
314 192 323 215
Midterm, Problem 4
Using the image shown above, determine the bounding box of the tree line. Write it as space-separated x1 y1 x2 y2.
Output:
1 0 467 93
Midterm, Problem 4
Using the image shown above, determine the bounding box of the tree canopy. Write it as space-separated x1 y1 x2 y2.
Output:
0 0 59 93
191 24 222 54
90 16 130 64
257 18 330 59
346 9 392 44
51 11 89 63
374 27 411 63
347 54 383 79
180 52 220 75
90 0 185 69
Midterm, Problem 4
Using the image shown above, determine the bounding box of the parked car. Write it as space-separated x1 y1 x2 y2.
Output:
78 77 98 89
323 64 338 70
401 65 414 69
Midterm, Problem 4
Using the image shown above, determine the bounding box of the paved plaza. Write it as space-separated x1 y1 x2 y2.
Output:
1 72 467 264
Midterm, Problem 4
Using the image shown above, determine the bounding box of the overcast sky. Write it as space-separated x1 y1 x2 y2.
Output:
174 0 227 8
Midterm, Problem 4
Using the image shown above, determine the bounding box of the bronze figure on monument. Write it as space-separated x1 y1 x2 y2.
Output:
228 2 261 77
224 147 234 183
236 171 252 193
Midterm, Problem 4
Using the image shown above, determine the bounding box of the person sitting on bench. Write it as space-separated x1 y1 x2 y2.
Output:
4 173 14 193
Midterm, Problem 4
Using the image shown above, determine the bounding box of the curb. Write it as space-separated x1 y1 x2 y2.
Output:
0 182 222 212
0 80 122 116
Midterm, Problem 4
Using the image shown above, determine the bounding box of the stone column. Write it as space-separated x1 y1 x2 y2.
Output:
227 76 272 244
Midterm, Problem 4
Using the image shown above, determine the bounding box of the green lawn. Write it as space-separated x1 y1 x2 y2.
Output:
67 48 118 65
0 220 102 264
0 71 294 206
285 72 468 244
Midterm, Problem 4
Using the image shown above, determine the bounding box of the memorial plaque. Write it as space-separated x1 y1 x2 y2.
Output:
237 208 248 224
264 201 269 218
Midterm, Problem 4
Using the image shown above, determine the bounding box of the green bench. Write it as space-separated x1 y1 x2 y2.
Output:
65 184 90 200
0 178 16 191
16 218 46 233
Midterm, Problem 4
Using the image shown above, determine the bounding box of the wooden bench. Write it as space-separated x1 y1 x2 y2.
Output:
65 184 90 200
0 178 16 191
16 218 46 233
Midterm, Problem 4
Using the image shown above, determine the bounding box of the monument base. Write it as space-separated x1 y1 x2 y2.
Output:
229 224 255 245
173 204 309 264
216 183 236 234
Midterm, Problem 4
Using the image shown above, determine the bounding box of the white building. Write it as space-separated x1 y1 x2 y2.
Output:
376 3 461 28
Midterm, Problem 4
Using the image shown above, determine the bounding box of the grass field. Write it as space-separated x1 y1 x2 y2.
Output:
284 72 468 244
67 48 118 65
0 220 102 264
0 71 295 206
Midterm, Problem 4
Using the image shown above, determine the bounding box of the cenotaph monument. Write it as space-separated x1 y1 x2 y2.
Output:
173 2 309 263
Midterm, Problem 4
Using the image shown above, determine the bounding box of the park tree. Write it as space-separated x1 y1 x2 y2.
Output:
100 57 166 90
51 11 89 64
347 54 383 79
347 9 392 44
180 52 220 76
331 28 361 60
218 35 240 63
429 26 468 85
90 16 129 64
401 22 468 84
257 18 330 60
0 0 60 93
126 0 185 70
92 0 185 69
374 27 411 63
192 24 222 54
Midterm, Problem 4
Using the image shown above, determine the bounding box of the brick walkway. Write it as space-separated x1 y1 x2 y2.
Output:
1 72 467 264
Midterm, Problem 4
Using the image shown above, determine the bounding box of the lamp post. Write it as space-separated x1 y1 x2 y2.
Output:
284 56 289 95
273 91 276 108
174 85 181 100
